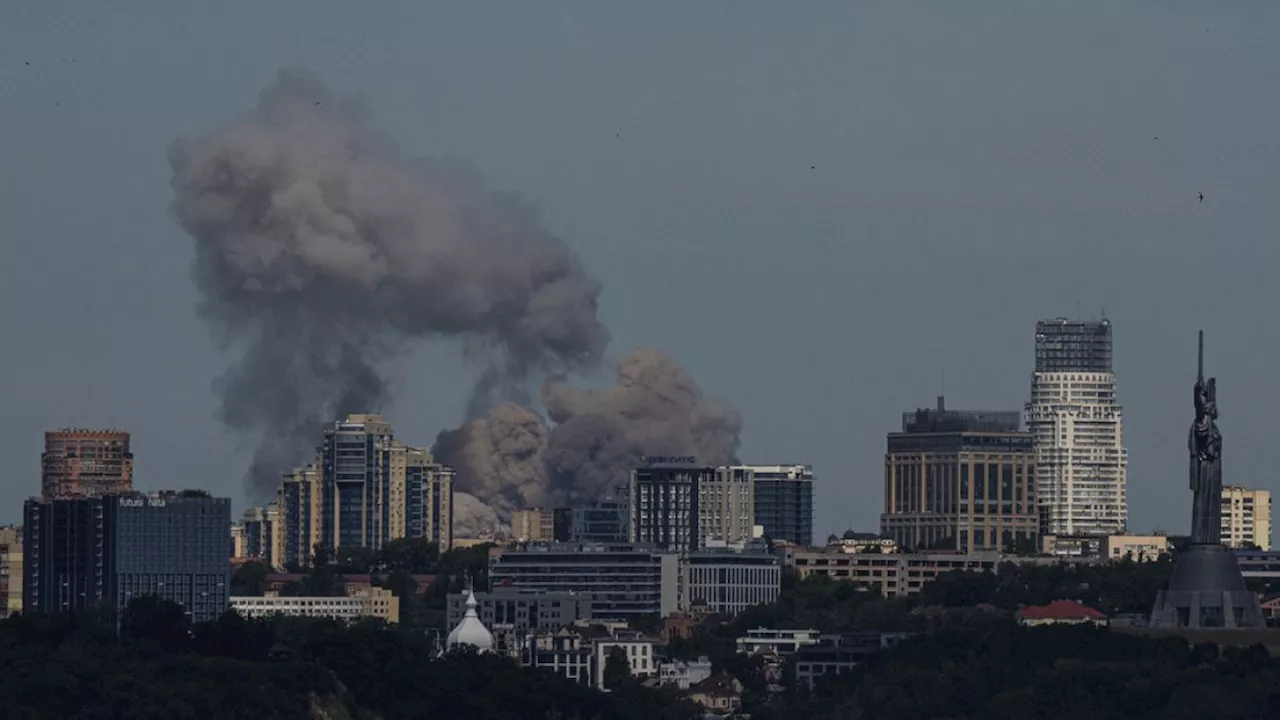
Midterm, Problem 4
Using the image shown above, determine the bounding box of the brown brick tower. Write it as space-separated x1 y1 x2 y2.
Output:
41 429 133 500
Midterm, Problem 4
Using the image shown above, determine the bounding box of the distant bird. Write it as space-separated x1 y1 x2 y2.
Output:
810 165 815 170
1153 136 1159 140
314 101 321 106
615 133 620 138
24 61 29 66
1198 192 1204 203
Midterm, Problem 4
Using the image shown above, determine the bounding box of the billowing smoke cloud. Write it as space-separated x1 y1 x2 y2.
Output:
452 492 508 538
168 68 608 500
434 349 744 532
434 402 549 518
540 349 743 505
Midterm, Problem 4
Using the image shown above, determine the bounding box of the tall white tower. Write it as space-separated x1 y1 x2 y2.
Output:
1025 318 1128 537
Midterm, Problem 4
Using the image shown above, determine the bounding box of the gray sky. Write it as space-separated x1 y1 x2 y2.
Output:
3 1 1279 539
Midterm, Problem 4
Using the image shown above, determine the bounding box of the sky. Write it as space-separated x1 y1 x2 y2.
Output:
2 1 1279 539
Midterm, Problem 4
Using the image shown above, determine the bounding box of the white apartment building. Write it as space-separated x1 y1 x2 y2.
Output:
230 587 399 624
1221 486 1272 551
1025 319 1128 537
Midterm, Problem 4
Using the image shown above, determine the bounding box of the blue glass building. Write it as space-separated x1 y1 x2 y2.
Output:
24 491 231 624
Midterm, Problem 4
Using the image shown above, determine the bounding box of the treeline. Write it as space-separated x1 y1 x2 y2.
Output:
670 558 1279 717
671 558 1177 666
755 617 1280 720
0 597 698 720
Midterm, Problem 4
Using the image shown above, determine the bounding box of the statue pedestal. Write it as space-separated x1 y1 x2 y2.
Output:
1149 544 1265 629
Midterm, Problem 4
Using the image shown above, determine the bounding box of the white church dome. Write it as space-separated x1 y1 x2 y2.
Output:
446 589 494 653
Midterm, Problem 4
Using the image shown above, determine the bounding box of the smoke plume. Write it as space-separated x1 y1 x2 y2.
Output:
168 68 608 500
433 402 549 518
452 492 508 538
540 349 743 505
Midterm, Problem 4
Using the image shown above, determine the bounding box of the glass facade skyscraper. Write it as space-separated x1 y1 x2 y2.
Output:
747 465 815 547
24 491 231 624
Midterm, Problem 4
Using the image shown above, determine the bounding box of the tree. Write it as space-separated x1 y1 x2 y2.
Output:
380 537 440 573
603 646 632 691
120 596 191 653
332 545 377 574
231 560 269 597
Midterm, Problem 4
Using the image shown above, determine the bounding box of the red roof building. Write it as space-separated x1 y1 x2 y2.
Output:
1016 599 1108 627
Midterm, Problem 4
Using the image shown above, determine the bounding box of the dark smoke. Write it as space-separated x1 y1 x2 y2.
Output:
435 349 743 532
540 348 743 505
433 402 549 519
169 68 608 501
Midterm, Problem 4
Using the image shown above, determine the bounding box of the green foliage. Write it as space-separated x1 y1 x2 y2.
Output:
0 600 698 720
915 559 1173 615
120 596 191 653
755 621 1280 720
379 537 440 573
230 560 268 597
603 646 631 690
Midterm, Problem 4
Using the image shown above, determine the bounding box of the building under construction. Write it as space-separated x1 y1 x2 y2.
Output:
41 429 133 500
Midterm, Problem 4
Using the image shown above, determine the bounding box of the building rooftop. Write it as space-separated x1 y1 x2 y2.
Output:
1015 599 1107 621
899 396 1020 434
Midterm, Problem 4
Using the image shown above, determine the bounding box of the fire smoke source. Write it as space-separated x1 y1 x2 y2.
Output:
168 68 608 500
539 349 743 506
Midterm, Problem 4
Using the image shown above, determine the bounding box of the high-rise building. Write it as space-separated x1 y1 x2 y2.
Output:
279 464 322 567
41 429 133 500
1221 486 1272 551
24 491 231 624
630 464 755 552
747 464 815 547
880 397 1038 553
320 414 397 551
0 527 23 618
1025 318 1128 537
239 414 455 569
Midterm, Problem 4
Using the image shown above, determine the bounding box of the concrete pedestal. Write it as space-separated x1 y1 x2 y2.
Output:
1149 544 1265 629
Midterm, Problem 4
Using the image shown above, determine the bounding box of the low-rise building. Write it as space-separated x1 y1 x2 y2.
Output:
1101 534 1169 562
523 627 594 684
780 548 1001 596
657 656 713 690
1015 600 1107 627
793 633 912 689
680 545 780 615
520 624 658 690
1233 549 1280 582
821 531 899 554
489 543 679 621
230 587 400 624
593 633 658 689
735 627 820 655
683 673 743 715
446 589 593 635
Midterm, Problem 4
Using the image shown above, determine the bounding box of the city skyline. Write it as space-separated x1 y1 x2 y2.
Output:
4 3 1280 540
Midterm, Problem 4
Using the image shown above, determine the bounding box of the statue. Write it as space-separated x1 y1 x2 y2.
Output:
1148 330 1264 629
1188 331 1223 545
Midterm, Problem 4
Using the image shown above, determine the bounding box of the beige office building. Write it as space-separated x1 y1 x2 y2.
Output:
1221 486 1272 551
780 546 1001 597
512 508 555 542
881 397 1038 553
